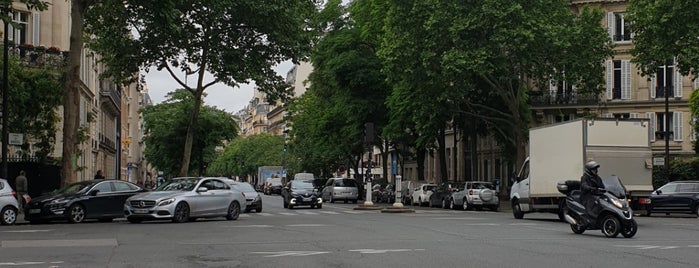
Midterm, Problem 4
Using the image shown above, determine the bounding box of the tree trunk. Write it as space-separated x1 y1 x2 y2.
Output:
437 128 447 184
177 90 204 176
416 147 426 181
62 0 88 186
453 126 458 181
469 118 478 180
382 139 389 182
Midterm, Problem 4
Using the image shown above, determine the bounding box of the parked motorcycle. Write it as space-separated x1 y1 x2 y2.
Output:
557 176 637 238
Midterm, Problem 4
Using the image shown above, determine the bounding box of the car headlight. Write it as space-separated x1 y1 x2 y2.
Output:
49 198 69 206
317 198 323 204
157 198 175 206
610 197 624 209
253 195 261 201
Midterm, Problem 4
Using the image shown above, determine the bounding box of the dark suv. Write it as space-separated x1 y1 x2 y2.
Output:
647 181 699 216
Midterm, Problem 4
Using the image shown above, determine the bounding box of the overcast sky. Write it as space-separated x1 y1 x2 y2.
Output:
143 62 294 113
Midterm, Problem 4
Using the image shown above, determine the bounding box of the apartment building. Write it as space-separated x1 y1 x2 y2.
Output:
2 1 149 184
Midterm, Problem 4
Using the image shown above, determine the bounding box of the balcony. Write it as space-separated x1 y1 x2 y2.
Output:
9 44 69 69
530 92 600 107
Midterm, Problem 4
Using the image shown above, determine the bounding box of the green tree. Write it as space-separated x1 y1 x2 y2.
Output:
628 1 699 151
379 0 613 172
84 0 322 177
207 134 287 180
142 89 237 177
5 54 63 160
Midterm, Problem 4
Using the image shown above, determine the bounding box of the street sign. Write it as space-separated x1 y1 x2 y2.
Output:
9 133 23 145
653 157 665 166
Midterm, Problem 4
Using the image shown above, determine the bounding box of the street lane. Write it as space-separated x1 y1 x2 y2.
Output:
1 194 699 267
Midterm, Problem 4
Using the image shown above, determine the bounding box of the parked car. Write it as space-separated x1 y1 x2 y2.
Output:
124 177 245 223
321 178 358 204
427 184 452 208
449 181 499 211
411 183 438 206
24 179 147 224
0 179 19 225
400 181 422 205
647 181 699 216
227 181 262 213
263 177 283 195
282 180 322 209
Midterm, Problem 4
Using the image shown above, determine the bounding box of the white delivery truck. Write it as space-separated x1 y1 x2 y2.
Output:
510 118 654 220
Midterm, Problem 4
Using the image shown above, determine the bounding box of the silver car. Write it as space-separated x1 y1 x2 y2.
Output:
449 181 499 211
224 180 262 213
321 178 358 204
1 179 19 225
124 177 246 223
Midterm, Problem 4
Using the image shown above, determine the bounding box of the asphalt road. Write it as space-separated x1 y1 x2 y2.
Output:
2 194 699 268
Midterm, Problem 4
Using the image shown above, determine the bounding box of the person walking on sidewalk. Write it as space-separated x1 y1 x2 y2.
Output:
15 170 28 210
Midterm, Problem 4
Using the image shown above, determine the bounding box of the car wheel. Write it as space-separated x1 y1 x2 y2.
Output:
570 221 586 234
283 199 289 208
127 217 142 224
601 215 620 238
317 204 322 209
226 201 240 220
67 204 86 223
288 204 294 209
1 206 17 225
450 199 456 210
172 202 190 223
429 198 435 208
419 198 423 207
621 219 638 238
512 199 524 219
256 206 262 213
462 199 469 211
645 209 652 217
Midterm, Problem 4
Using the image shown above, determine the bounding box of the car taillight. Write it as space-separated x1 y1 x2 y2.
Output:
468 189 473 195
11 190 17 198
639 198 651 205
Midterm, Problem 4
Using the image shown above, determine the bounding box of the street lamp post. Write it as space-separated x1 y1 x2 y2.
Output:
664 64 671 178
2 10 10 180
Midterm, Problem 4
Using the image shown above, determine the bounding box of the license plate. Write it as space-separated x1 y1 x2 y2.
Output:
29 209 41 214
303 198 311 202
134 209 149 214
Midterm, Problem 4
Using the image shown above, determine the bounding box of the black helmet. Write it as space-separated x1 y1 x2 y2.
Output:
584 161 600 177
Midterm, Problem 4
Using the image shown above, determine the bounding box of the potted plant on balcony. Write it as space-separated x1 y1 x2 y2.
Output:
18 43 34 57
47 46 61 54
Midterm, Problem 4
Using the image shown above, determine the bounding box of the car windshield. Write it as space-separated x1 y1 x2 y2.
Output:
291 180 315 189
424 185 437 191
337 179 357 187
55 182 93 194
233 183 255 192
602 176 627 199
156 178 200 191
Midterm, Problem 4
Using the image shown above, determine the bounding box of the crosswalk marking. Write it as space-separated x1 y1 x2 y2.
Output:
319 211 340 215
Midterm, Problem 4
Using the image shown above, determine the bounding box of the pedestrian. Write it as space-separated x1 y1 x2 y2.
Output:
15 170 28 209
94 170 105 180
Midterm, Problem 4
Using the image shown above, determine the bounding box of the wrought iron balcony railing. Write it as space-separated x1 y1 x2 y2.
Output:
530 92 600 107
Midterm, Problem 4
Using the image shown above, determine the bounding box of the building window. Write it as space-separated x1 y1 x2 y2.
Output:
9 11 29 45
651 61 683 99
608 12 632 42
613 113 630 120
606 60 631 100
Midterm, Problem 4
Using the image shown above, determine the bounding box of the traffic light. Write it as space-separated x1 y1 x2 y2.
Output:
283 144 287 153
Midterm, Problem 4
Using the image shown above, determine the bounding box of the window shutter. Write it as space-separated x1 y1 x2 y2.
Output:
630 113 638 119
647 112 656 142
691 118 697 142
622 60 631 100
606 60 613 100
650 76 656 98
674 68 683 98
32 12 40 45
694 76 699 90
607 12 615 41
674 112 683 141
549 79 557 97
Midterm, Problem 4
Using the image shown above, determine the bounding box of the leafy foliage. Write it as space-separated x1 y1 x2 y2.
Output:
4 54 63 160
142 89 237 177
207 134 287 179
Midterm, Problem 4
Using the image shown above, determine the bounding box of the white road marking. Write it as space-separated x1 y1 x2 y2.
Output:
278 212 297 216
256 213 274 216
0 261 64 266
1 239 118 248
349 249 426 254
319 211 340 214
1 230 52 233
251 251 329 257
429 217 486 220
229 225 273 228
615 245 680 250
239 214 251 218
296 211 318 215
509 223 538 226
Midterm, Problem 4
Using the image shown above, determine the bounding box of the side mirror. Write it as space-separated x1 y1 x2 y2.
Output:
197 187 209 192
655 190 662 195
89 189 100 196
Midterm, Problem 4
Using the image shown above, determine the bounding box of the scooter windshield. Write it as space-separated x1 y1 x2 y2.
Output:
602 176 627 199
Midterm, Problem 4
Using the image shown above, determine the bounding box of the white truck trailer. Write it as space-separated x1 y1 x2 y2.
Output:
510 118 654 220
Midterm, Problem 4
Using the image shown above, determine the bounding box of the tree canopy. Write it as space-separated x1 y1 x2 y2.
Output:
207 134 288 180
84 0 323 176
141 89 237 178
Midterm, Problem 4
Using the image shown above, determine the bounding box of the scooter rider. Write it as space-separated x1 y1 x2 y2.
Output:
581 160 604 218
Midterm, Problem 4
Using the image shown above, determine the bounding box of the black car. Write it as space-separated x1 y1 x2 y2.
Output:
281 180 322 209
24 179 147 224
263 178 283 195
647 181 699 216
